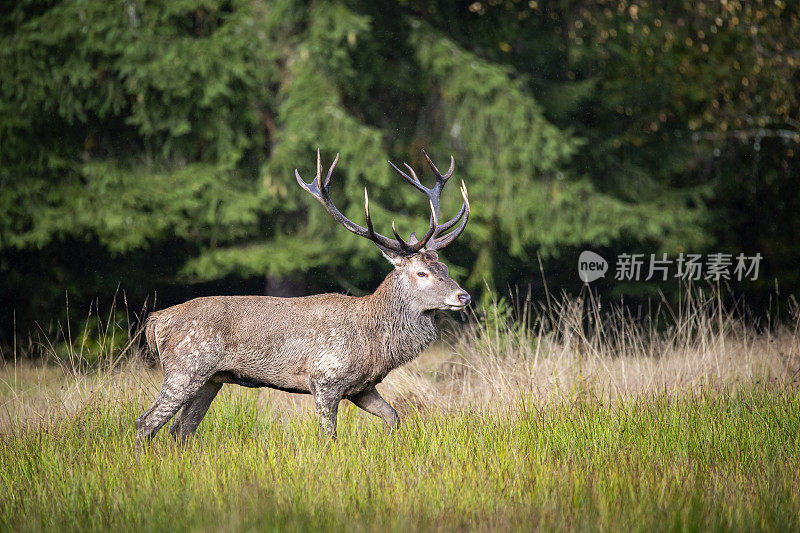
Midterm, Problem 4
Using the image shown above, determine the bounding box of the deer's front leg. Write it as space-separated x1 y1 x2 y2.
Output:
349 386 400 430
310 381 341 440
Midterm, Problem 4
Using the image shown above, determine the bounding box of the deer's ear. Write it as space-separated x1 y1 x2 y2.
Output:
379 247 407 268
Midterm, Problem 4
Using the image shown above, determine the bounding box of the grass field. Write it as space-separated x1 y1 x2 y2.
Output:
1 289 799 531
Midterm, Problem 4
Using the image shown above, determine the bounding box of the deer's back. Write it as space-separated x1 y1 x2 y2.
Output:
147 294 367 388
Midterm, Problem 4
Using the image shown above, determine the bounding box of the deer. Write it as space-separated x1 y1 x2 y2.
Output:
135 150 470 442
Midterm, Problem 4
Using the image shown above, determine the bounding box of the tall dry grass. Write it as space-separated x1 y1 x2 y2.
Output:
385 284 800 411
2 284 798 428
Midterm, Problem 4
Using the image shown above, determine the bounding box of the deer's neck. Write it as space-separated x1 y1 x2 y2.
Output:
362 271 437 369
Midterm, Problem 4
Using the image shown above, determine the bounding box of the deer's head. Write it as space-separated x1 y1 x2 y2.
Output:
378 249 469 311
296 150 471 311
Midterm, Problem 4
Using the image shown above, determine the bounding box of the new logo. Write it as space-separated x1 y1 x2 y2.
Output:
578 251 608 283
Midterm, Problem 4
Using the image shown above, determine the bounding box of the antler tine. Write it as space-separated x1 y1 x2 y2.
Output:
412 199 438 251
295 149 326 197
324 152 339 188
388 154 447 218
316 148 323 189
428 180 470 251
388 161 428 194
363 187 382 241
295 168 320 198
403 163 421 184
423 150 455 181
390 221 410 250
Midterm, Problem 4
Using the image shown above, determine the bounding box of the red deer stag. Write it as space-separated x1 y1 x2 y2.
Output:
136 150 470 442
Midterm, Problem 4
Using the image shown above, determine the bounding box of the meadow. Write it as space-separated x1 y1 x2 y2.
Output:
1 288 799 532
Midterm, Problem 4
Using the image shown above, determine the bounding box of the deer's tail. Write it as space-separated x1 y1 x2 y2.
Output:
143 313 162 358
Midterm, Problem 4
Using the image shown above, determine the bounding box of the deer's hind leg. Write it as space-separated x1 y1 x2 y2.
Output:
169 379 223 441
135 369 213 445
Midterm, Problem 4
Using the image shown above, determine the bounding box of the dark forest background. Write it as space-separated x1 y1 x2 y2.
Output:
1 0 799 349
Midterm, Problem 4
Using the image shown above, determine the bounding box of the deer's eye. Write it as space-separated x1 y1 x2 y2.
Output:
417 271 428 278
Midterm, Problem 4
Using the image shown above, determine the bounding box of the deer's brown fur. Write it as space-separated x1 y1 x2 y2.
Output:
135 153 470 442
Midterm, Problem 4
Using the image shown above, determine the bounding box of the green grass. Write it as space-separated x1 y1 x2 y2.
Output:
3 288 798 531
2 384 798 532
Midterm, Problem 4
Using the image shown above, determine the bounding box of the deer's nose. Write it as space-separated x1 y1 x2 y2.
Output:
457 292 471 305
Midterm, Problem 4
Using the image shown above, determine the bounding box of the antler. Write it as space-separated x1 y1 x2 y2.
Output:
295 149 438 255
388 150 470 251
296 149 469 255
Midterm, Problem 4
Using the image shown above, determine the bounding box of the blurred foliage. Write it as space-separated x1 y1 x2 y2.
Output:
1 0 798 343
